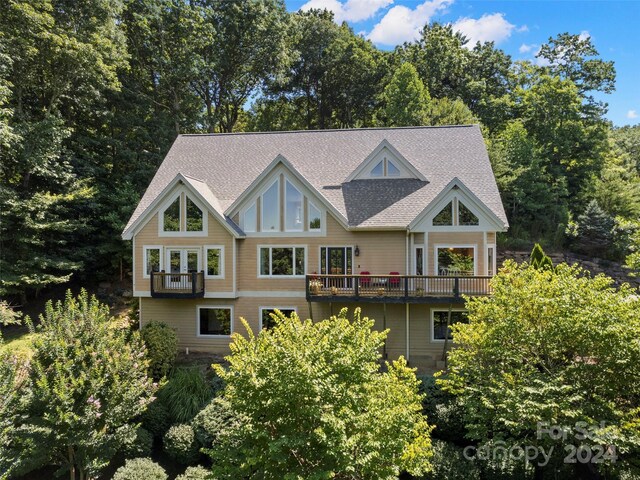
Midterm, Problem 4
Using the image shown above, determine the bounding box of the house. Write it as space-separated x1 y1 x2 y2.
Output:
122 126 508 366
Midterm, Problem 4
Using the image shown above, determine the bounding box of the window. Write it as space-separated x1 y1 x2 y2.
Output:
370 157 401 177
459 201 479 226
285 180 303 231
387 160 400 176
371 161 384 177
260 307 296 330
415 247 424 276
244 202 257 232
308 202 321 231
144 247 161 277
432 310 468 341
198 307 232 336
160 193 206 234
186 197 203 231
163 197 180 231
205 246 223 278
487 246 495 276
436 247 475 276
261 180 279 231
433 201 453 226
259 246 306 277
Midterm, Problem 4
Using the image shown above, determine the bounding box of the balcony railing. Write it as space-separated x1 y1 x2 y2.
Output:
306 274 492 303
150 271 205 298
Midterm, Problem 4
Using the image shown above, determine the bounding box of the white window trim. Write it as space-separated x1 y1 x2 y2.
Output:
259 306 298 330
284 179 304 232
204 245 225 279
196 305 234 338
432 200 454 227
430 308 467 343
143 245 163 279
257 245 307 278
158 189 208 237
261 179 280 233
487 244 496 276
433 244 477 276
165 246 202 274
414 246 424 276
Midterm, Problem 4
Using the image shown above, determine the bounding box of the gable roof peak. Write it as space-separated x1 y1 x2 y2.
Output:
345 138 426 183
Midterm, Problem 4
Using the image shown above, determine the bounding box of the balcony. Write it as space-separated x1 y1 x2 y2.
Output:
306 274 492 304
150 271 205 298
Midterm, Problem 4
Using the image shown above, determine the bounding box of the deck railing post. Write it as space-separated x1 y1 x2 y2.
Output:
151 271 155 295
453 277 460 297
192 272 196 295
305 275 310 299
354 275 359 299
404 276 409 299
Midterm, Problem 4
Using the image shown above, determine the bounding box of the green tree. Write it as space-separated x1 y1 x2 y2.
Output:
1 290 157 480
529 243 553 269
625 229 640 276
572 200 615 257
440 261 640 475
427 97 476 126
209 308 433 479
382 62 430 126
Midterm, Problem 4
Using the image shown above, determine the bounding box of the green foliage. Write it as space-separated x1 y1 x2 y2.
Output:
420 440 481 480
0 290 157 480
176 465 212 480
141 322 178 380
192 396 237 449
209 308 433 478
571 200 615 257
382 62 430 126
626 229 640 276
529 243 553 270
158 367 215 424
112 457 168 480
418 376 467 443
440 262 640 472
0 301 22 326
119 427 154 459
141 400 172 440
163 424 200 465
426 97 477 126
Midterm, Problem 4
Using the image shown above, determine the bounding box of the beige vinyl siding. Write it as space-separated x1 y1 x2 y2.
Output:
236 213 408 292
134 212 234 293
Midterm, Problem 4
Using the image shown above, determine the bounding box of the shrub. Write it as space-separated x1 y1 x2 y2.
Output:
159 367 214 424
163 424 199 465
421 439 480 480
112 457 167 480
192 396 236 448
141 322 178 380
141 400 171 439
417 375 466 443
175 465 211 480
119 427 153 459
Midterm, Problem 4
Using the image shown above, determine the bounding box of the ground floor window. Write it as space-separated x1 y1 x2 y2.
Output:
432 310 468 341
436 246 475 276
260 307 297 330
198 307 232 336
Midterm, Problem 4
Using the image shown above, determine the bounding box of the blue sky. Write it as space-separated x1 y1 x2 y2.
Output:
286 0 640 127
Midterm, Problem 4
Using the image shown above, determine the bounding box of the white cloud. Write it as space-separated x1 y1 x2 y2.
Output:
627 110 638 119
367 0 452 45
519 43 536 54
579 30 591 41
300 0 393 23
452 13 515 47
516 24 529 33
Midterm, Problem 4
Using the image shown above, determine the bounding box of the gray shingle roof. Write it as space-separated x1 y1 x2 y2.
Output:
124 125 508 233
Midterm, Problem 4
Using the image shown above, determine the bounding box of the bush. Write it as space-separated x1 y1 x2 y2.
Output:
421 439 480 480
141 322 178 380
112 457 167 480
119 427 153 459
418 375 467 443
176 465 211 480
192 396 236 448
141 400 172 439
163 424 199 465
158 367 214 424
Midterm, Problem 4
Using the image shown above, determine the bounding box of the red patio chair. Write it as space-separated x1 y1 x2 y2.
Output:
359 271 371 287
389 271 401 288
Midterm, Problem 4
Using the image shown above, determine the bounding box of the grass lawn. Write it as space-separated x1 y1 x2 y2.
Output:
1 325 36 357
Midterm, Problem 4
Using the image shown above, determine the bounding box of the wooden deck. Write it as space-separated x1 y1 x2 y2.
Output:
150 271 205 298
306 274 492 304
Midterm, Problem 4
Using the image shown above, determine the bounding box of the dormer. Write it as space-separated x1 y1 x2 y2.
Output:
345 139 426 182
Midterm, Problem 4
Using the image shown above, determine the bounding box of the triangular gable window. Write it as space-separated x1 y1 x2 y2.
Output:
433 201 453 226
459 201 479 226
163 197 180 231
387 160 400 176
371 161 384 177
186 197 203 231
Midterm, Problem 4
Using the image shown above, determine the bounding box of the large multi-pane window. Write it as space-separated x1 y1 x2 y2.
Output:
161 193 205 233
432 198 479 226
432 310 468 341
436 247 475 276
259 246 305 277
163 197 181 231
285 180 303 231
198 307 232 336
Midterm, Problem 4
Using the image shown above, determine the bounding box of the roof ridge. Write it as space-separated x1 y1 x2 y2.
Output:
179 124 479 137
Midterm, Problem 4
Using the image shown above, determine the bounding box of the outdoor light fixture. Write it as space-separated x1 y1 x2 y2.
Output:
354 245 360 256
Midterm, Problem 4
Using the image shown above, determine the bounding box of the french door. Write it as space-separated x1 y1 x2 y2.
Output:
166 248 200 288
321 247 353 288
